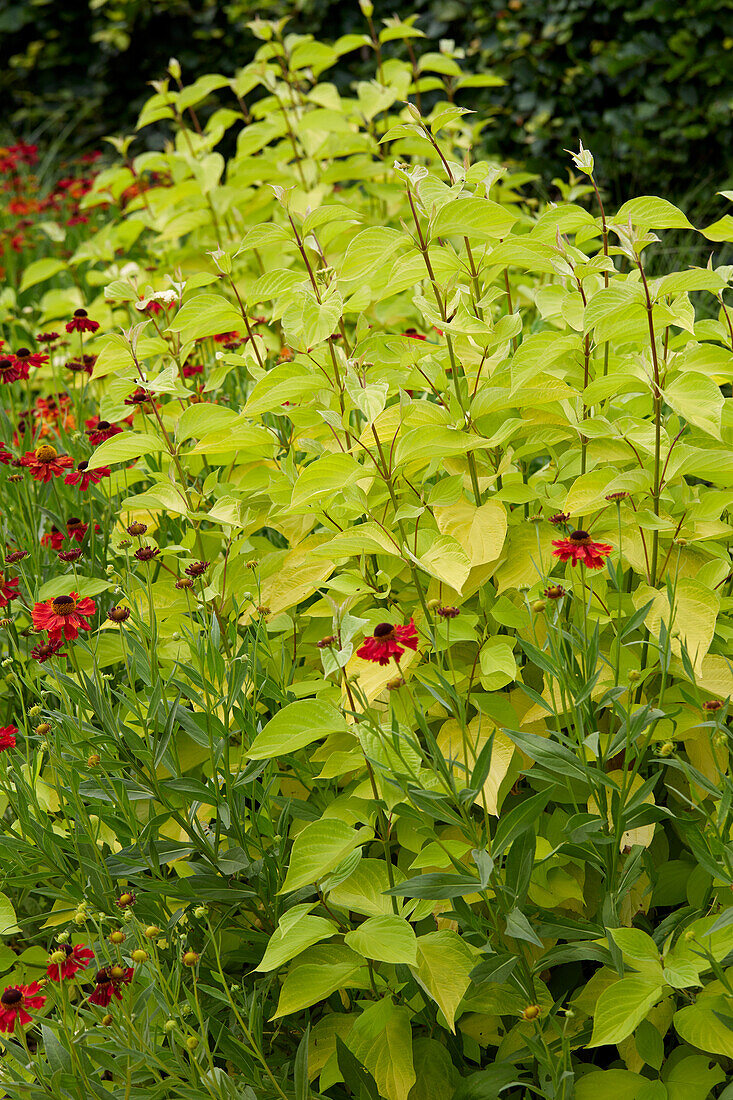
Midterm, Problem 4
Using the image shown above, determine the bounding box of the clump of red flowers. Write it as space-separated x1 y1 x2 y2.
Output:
0 982 46 1033
32 592 96 642
357 620 419 666
551 530 612 570
46 943 94 982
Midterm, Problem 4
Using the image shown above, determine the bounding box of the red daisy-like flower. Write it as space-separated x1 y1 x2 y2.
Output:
46 943 94 982
213 330 239 344
0 448 13 464
551 530 613 570
36 332 60 345
88 965 133 1007
85 419 122 445
0 726 17 751
65 309 99 334
41 527 65 550
30 640 66 663
32 592 96 642
0 574 19 607
64 460 111 491
20 444 74 483
356 620 419 666
13 347 48 369
0 357 26 384
66 518 88 543
0 982 46 1033
183 362 204 378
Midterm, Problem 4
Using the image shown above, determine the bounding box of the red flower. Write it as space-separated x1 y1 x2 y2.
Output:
41 527 65 550
32 592 96 642
0 726 17 751
65 309 99 334
64 460 110 491
403 328 427 341
0 357 26 384
46 943 94 982
85 418 121 445
30 640 66 663
66 518 88 543
357 620 419 666
551 530 613 570
0 447 12 464
20 445 74 482
213 331 239 344
36 332 60 344
88 965 133 1007
183 362 204 378
13 347 48 369
0 983 46 1033
0 574 19 607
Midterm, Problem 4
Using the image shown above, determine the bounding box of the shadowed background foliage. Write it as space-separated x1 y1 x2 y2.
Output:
2 0 733 202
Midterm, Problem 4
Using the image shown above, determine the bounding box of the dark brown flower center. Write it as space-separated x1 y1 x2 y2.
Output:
95 968 111 984
35 444 58 461
373 622 395 639
15 348 30 358
67 518 82 528
1 988 22 1006
569 530 590 544
96 421 110 430
77 461 89 472
73 309 88 318
52 595 75 614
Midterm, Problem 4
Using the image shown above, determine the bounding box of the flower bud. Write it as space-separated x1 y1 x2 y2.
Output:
522 1004 541 1020
185 1035 199 1052
87 753 100 767
28 705 41 717
532 600 546 614
164 1019 176 1034
131 949 148 964
102 1014 113 1026
628 670 640 682
182 950 199 967
109 930 126 945
144 925 160 939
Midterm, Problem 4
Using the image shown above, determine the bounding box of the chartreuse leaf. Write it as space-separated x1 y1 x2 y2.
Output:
86 432 166 471
674 996 733 1058
662 1053 725 1100
256 904 337 971
345 915 418 965
429 196 518 241
608 927 661 966
615 195 694 230
291 453 367 510
410 931 475 1032
19 258 67 292
588 977 664 1047
272 944 369 1018
0 893 20 935
574 1070 647 1100
247 699 348 759
280 819 373 894
346 998 416 1100
168 292 243 343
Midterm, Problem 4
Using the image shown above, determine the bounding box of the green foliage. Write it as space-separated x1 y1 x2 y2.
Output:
3 0 733 200
2 13 733 1100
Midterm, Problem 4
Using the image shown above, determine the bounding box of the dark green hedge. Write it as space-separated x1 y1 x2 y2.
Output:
2 0 732 200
